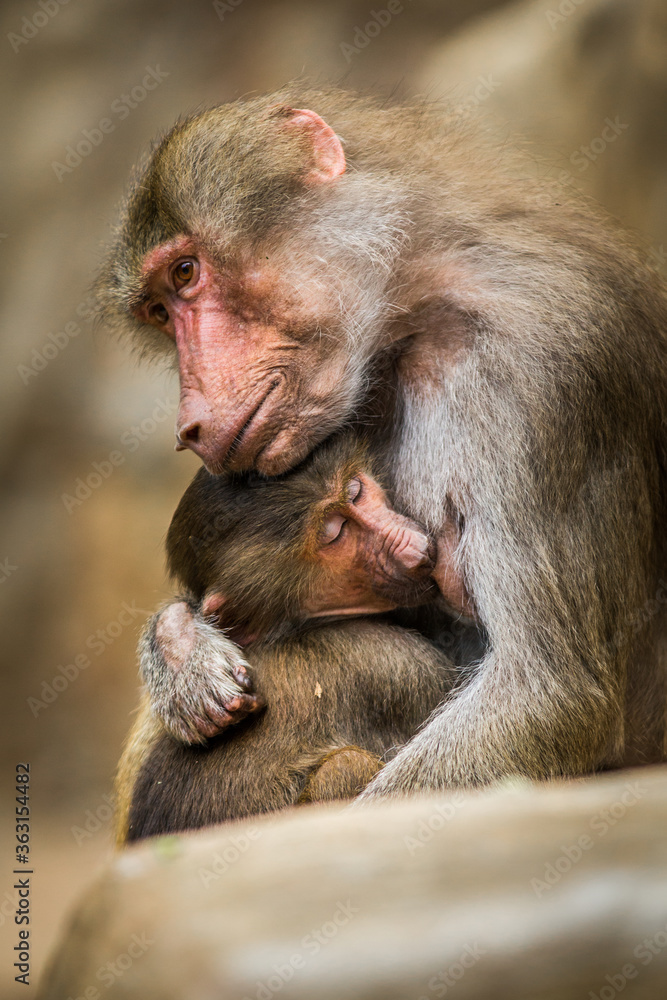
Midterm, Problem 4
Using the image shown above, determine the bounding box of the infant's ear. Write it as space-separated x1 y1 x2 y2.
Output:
200 591 259 647
201 591 226 620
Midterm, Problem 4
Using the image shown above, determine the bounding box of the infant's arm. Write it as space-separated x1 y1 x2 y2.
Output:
139 600 265 744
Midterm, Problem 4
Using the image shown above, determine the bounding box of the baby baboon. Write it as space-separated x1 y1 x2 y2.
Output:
116 435 463 844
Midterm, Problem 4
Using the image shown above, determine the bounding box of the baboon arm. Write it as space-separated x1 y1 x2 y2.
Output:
358 649 611 796
362 448 655 795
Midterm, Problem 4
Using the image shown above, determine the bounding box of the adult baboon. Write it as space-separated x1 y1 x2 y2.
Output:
97 87 667 794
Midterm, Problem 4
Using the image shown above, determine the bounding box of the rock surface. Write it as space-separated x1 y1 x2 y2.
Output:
40 765 667 1000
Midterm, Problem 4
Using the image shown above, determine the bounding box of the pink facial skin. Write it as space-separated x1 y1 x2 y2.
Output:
302 471 437 618
136 239 357 476
198 473 472 628
134 110 349 477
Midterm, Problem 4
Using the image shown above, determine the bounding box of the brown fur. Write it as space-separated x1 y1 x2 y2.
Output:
138 432 443 748
297 747 384 804
97 86 667 797
117 621 455 845
116 432 459 844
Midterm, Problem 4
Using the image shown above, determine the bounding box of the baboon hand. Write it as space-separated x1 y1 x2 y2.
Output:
139 602 265 745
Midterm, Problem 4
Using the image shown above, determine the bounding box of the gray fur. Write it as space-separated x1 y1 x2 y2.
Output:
139 610 251 745
98 86 667 794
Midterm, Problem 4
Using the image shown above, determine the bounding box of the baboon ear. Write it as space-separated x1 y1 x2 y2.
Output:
201 590 258 647
201 591 226 620
277 107 346 184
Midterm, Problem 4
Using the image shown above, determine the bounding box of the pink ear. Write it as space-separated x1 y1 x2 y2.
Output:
201 592 226 619
280 107 346 184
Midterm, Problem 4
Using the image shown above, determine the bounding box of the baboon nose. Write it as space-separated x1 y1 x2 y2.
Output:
175 421 201 452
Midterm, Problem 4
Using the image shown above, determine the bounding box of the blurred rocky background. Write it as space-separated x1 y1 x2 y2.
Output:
0 0 665 993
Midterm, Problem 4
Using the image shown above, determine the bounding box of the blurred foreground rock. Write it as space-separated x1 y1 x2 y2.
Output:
40 765 667 1000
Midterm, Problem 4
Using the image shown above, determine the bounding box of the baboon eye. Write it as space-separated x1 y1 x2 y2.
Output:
172 258 199 289
149 303 169 324
319 513 347 545
346 478 362 502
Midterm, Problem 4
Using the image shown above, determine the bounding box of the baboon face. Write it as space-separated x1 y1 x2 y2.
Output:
301 466 437 618
120 105 378 478
168 435 437 637
135 238 363 478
